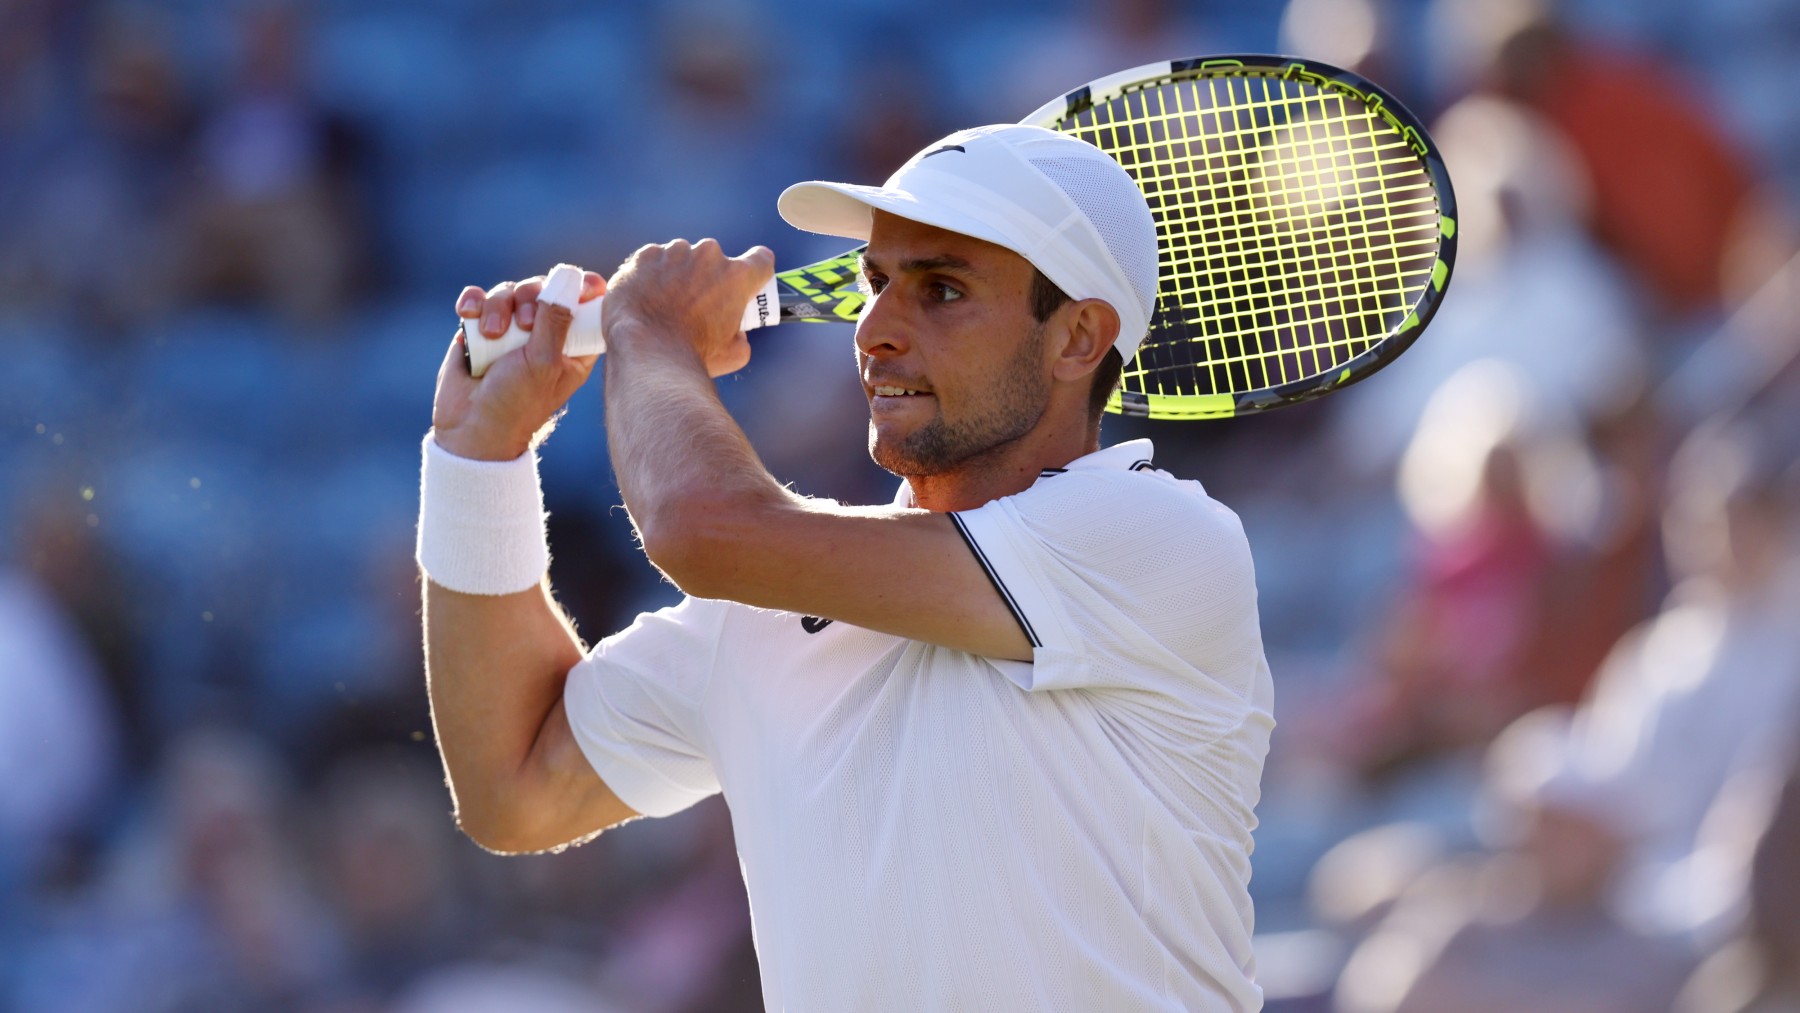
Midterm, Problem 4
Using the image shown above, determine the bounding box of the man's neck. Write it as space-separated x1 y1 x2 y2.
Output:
904 421 1101 513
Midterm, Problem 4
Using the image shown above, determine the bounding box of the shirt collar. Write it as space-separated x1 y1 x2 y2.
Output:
890 439 1157 507
1047 438 1155 475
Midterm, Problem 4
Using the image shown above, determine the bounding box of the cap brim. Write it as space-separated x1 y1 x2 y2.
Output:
777 182 883 241
777 181 1020 254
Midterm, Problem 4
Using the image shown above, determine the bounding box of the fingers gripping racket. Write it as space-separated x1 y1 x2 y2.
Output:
468 55 1456 420
461 253 864 377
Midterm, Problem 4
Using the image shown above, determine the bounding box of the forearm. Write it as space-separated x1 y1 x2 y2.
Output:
604 326 792 554
416 427 609 850
423 576 586 844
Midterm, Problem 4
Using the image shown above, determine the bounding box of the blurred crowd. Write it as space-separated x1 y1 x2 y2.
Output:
2 0 1799 1010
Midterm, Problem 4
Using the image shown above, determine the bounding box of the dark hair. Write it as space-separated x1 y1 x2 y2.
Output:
1027 267 1072 323
1028 269 1124 423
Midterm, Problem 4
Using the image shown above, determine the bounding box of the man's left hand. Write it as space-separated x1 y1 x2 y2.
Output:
601 239 775 378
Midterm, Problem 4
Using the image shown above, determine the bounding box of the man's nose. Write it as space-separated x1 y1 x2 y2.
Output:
853 290 910 359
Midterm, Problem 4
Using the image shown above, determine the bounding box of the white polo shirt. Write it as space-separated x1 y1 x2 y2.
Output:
564 439 1274 1011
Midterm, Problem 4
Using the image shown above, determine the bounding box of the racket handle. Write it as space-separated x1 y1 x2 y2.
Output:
463 298 602 377
462 272 782 378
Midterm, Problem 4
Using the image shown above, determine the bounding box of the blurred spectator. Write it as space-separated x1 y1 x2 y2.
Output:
1674 736 1800 1013
596 799 761 1012
0 481 130 952
12 485 152 765
1335 96 1644 475
1556 418 1800 938
1324 361 1601 782
0 0 62 137
1663 248 1800 427
392 961 620 1013
10 728 345 1011
1335 709 1694 1013
1329 412 1800 1013
179 4 367 326
0 5 194 329
0 566 119 895
1279 0 1390 80
1310 822 1451 937
1432 0 1774 323
610 1 807 256
1324 97 1663 780
984 0 1212 118
313 751 471 1003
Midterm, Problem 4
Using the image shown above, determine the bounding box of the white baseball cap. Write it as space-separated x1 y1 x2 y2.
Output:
777 124 1161 363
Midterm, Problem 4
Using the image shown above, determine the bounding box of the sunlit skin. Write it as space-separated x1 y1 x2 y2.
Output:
855 211 1123 512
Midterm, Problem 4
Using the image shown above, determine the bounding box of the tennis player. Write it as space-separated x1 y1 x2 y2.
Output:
418 124 1273 1011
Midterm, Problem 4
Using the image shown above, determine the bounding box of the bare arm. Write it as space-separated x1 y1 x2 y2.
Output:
424 577 634 852
422 275 634 853
602 241 1033 660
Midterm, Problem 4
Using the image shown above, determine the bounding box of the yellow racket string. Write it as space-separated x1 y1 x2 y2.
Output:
1057 70 1440 398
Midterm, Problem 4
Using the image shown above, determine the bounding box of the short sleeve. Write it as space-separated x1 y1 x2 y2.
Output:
951 468 1266 702
562 596 726 818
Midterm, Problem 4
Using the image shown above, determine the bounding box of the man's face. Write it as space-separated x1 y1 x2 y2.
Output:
855 212 1052 477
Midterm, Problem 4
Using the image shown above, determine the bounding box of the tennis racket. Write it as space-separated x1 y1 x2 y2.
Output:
466 54 1456 421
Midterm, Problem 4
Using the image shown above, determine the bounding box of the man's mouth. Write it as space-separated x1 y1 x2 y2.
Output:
872 385 931 397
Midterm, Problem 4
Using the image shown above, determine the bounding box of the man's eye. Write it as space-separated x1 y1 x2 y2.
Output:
861 274 886 295
931 282 963 302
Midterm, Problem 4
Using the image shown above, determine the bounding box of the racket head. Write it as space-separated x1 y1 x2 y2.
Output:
1022 55 1458 419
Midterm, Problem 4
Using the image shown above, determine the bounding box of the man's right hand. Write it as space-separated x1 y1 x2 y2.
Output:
433 270 608 461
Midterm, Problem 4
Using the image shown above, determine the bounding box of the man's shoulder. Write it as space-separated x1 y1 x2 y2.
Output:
1006 459 1243 540
950 462 1256 606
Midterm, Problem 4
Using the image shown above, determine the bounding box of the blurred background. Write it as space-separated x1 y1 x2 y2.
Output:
3 0 1799 1009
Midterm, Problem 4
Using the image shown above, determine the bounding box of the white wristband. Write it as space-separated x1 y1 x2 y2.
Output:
416 432 550 595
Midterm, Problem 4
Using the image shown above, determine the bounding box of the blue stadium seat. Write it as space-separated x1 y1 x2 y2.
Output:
309 12 473 157
252 595 404 731
495 13 645 144
414 154 614 294
121 310 296 451
0 315 110 432
342 299 448 441
100 441 266 588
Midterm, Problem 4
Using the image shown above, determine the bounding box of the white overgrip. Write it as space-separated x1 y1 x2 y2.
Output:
463 263 781 378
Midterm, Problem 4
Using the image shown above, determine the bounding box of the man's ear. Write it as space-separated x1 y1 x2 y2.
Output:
1050 298 1121 384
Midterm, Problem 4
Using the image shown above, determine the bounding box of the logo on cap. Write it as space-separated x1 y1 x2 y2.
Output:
922 144 966 158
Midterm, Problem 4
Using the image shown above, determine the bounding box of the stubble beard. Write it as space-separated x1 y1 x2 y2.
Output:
868 322 1050 478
